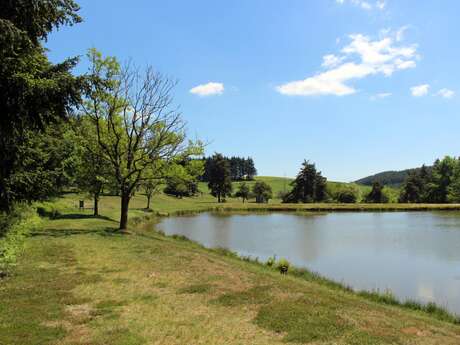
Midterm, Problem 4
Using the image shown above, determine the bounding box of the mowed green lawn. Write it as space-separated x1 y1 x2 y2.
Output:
2 180 460 344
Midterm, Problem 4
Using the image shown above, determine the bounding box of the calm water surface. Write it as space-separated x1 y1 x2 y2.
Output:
158 212 460 314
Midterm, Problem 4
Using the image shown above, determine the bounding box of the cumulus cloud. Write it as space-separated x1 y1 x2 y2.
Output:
277 29 418 96
410 84 429 97
190 82 224 96
336 0 386 11
437 88 455 99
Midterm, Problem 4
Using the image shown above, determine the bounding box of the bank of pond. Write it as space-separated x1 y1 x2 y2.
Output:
157 210 460 319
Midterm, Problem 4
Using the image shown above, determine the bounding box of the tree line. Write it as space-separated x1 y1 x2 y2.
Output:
200 156 256 182
399 156 460 203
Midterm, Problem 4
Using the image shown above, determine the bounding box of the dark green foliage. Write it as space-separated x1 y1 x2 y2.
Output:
399 157 460 204
235 182 250 202
164 177 198 198
399 165 430 203
336 188 359 203
426 157 457 203
355 167 430 187
0 0 83 211
201 156 257 181
252 181 272 203
207 153 233 203
283 160 327 203
4 123 79 206
364 182 389 203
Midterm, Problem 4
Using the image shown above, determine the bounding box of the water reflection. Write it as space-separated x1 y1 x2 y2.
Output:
158 211 460 314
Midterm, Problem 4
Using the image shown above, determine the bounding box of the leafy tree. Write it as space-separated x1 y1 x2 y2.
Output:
207 153 232 203
448 160 460 203
399 165 430 203
283 160 327 203
235 182 250 203
426 157 457 203
164 160 204 199
252 181 272 203
74 116 112 216
365 182 389 203
83 49 202 229
0 0 83 211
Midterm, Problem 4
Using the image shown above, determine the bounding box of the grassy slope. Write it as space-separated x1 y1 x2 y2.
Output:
2 183 460 344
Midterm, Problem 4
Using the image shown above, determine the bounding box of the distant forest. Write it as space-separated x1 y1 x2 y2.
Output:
355 167 432 187
200 156 257 181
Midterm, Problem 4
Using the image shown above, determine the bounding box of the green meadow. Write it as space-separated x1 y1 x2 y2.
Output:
2 180 460 345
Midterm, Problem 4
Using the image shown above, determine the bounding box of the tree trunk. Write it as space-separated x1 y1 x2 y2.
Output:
146 194 151 209
93 193 99 216
218 193 221 203
119 193 130 230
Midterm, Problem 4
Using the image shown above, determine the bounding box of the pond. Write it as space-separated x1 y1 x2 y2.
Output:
158 211 460 315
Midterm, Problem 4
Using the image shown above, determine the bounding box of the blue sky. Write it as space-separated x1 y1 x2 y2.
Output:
46 0 460 181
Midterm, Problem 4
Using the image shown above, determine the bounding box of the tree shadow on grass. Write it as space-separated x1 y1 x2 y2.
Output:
30 227 122 238
54 213 118 222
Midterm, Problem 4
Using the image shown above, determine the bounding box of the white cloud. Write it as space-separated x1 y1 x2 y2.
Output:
336 0 386 11
190 82 224 96
395 25 409 42
437 88 455 99
321 54 345 68
370 92 392 100
411 84 429 97
277 28 417 96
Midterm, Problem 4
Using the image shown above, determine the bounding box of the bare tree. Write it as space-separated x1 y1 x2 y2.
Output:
82 49 200 230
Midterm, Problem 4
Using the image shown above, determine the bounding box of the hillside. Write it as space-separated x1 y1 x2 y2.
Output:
355 168 422 187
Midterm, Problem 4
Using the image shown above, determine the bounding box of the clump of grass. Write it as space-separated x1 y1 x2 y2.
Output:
177 283 213 294
265 255 276 267
213 285 272 307
276 258 290 274
358 290 460 324
254 297 351 343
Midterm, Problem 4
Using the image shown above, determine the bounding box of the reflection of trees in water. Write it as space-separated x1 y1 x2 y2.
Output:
209 213 231 249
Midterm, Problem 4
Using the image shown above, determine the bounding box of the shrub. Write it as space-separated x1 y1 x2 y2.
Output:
277 258 290 274
336 189 358 203
0 205 42 274
266 255 276 267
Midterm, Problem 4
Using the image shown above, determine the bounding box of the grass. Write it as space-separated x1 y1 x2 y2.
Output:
2 182 460 344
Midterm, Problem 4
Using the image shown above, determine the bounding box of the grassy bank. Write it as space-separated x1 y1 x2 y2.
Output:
2 192 460 344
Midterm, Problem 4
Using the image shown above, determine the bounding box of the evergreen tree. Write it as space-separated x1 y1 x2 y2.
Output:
283 160 327 203
207 153 233 202
365 181 389 203
0 0 83 211
399 165 430 203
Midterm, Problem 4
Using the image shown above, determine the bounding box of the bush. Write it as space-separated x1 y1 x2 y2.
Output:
266 255 276 267
0 205 42 274
336 189 358 203
276 258 290 274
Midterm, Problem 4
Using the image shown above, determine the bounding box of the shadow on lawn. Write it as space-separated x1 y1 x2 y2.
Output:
30 226 122 238
54 213 118 222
